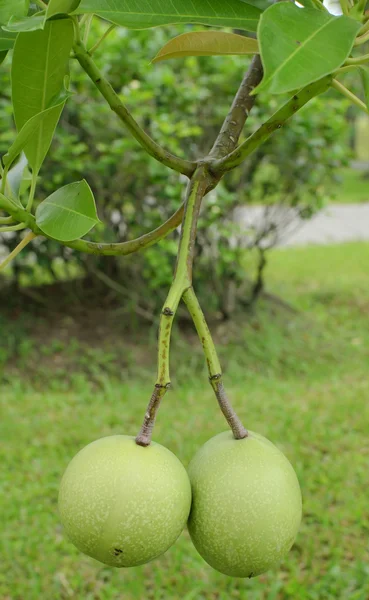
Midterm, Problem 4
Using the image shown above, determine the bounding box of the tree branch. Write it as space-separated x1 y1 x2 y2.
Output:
208 55 264 160
0 192 184 256
73 38 196 178
210 76 332 174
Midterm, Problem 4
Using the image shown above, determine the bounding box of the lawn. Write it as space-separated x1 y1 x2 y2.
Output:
332 167 369 204
1 242 369 600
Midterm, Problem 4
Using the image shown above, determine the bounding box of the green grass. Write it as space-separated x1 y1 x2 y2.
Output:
1 242 369 599
332 167 369 204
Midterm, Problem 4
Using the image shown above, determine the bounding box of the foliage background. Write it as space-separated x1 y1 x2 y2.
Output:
0 21 350 315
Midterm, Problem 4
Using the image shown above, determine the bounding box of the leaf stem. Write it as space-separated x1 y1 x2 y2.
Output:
345 53 369 66
0 165 9 195
136 168 211 446
358 18 369 36
0 231 37 272
209 76 332 175
182 287 247 439
83 14 94 46
332 79 369 114
0 222 26 233
72 36 196 177
0 216 13 225
26 172 37 212
354 29 369 46
89 25 116 55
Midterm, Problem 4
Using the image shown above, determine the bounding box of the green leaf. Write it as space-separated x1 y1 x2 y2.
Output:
74 0 262 32
0 30 16 51
254 3 361 95
0 49 7 64
35 180 100 242
46 0 82 20
0 0 29 26
7 153 31 200
153 31 259 62
3 94 72 169
359 66 369 109
3 14 45 32
11 19 74 172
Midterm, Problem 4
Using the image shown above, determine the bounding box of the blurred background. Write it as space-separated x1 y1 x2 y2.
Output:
1 20 368 600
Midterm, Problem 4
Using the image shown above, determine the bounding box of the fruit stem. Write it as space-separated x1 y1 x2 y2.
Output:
135 167 211 446
135 385 169 447
183 286 248 440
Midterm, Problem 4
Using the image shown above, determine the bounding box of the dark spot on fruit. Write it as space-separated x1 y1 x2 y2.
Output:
114 548 123 556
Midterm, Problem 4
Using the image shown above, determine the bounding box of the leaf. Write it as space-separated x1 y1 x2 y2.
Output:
0 49 7 64
46 0 82 20
153 31 259 62
0 30 16 51
11 19 74 172
0 0 29 26
74 0 262 32
35 180 100 242
254 3 361 95
3 94 72 169
7 153 30 199
359 66 369 109
3 14 45 32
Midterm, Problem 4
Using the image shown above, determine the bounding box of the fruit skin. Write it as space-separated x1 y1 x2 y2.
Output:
58 435 192 567
187 430 302 578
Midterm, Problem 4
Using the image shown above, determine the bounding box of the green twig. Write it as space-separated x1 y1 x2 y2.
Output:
0 231 37 272
136 168 211 446
0 165 9 195
26 172 37 212
0 216 13 225
332 79 369 114
0 191 185 256
354 29 369 46
0 222 26 233
358 18 369 36
72 33 196 178
345 53 369 66
209 76 332 175
89 25 116 55
182 286 247 439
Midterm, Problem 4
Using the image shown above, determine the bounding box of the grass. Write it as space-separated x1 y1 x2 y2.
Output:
332 167 369 204
1 242 369 599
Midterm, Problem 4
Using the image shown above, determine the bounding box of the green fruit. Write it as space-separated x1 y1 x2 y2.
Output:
58 435 191 567
188 430 302 578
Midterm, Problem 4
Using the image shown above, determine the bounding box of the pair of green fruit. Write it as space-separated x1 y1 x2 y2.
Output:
58 430 302 578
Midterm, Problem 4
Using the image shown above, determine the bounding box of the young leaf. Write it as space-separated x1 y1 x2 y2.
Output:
0 30 16 51
254 2 361 95
3 14 45 32
153 31 259 63
359 66 369 109
11 19 74 173
35 180 100 242
74 0 262 32
3 94 72 169
0 0 29 25
46 0 82 20
7 153 30 200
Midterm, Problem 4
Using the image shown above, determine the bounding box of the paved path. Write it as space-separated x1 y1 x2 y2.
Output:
238 203 369 247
